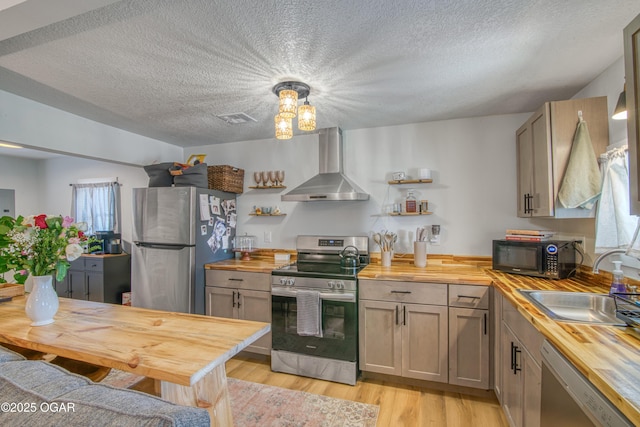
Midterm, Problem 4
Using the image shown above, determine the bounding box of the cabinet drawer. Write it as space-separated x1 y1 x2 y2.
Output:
449 284 490 309
205 270 270 291
69 257 85 271
84 258 104 272
359 279 447 305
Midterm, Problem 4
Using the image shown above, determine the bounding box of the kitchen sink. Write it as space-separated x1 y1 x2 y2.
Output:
517 290 622 325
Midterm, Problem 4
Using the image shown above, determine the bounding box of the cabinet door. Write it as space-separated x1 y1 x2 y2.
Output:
516 123 534 217
625 13 640 215
501 324 524 427
69 270 86 300
449 307 490 389
86 271 104 303
54 277 70 298
494 291 503 402
358 300 401 375
522 348 541 427
205 286 236 319
238 289 271 355
530 106 553 217
402 303 448 382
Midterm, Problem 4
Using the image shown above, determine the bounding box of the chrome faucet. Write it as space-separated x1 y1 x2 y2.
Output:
592 248 627 273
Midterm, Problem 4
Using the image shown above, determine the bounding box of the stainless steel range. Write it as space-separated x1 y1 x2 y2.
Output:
271 235 369 385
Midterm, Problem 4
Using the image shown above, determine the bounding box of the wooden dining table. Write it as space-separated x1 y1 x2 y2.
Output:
0 296 270 427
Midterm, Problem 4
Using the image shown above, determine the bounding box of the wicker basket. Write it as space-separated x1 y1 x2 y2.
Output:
207 165 244 194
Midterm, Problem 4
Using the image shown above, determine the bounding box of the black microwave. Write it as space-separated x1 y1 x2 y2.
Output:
492 240 577 279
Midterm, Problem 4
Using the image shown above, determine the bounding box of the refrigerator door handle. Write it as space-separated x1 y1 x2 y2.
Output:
134 242 191 250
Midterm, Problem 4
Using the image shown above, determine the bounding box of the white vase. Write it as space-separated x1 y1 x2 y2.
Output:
25 275 59 326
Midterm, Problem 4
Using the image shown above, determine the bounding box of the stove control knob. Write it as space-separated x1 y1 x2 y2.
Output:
336 281 345 290
327 281 335 289
279 278 287 286
286 278 295 286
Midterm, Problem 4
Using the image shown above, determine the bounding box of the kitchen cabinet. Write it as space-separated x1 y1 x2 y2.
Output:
625 13 640 215
359 279 448 383
54 254 131 304
448 284 491 389
516 96 609 218
498 292 543 427
205 270 271 355
494 288 503 403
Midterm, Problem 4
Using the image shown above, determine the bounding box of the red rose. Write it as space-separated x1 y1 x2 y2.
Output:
78 231 85 238
34 214 48 229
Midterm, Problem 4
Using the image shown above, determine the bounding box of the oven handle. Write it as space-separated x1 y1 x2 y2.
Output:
271 287 356 302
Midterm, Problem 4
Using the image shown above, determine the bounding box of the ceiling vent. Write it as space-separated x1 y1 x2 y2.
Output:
215 112 257 125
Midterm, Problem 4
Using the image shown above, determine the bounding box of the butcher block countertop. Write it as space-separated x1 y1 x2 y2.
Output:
206 252 640 424
488 269 640 426
358 255 493 284
204 250 296 273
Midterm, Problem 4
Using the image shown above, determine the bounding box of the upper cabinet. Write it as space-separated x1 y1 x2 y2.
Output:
516 97 609 218
625 14 640 215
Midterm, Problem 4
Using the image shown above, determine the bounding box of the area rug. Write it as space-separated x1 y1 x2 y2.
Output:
102 371 379 426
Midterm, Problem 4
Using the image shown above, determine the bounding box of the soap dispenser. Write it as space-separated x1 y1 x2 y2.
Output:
609 261 627 295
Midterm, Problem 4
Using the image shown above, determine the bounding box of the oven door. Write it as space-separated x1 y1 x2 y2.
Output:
271 287 357 362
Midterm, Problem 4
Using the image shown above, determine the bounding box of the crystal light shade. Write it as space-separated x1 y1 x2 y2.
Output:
278 89 298 118
275 114 293 139
298 100 316 131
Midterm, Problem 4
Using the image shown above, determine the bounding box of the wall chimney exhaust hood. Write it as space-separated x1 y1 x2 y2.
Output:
281 127 369 202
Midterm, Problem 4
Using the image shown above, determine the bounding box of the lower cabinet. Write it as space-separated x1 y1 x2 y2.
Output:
498 292 543 427
205 270 271 355
54 254 130 304
359 280 449 383
448 284 491 389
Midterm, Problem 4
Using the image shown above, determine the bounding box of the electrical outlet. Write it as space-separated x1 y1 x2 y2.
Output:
264 231 272 243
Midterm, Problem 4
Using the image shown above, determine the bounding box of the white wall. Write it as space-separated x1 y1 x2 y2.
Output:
0 89 183 165
0 155 42 214
38 157 149 243
0 154 148 244
191 113 597 256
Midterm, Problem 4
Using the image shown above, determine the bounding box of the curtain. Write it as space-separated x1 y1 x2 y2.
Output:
594 146 637 252
71 182 121 235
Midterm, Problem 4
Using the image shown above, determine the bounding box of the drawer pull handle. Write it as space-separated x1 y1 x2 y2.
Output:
228 278 244 282
390 290 412 294
457 295 480 300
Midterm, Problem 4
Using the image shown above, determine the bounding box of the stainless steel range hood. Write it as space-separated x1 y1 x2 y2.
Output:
281 127 369 202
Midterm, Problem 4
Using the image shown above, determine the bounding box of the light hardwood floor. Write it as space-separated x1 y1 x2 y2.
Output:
225 355 508 427
133 355 508 426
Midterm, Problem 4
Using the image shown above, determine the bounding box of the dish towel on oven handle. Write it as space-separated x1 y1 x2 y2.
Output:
296 289 323 337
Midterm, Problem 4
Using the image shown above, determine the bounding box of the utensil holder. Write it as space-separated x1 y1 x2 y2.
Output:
414 241 427 268
381 251 392 267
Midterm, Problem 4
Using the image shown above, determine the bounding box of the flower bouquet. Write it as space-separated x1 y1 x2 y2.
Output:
0 214 100 326
0 214 98 284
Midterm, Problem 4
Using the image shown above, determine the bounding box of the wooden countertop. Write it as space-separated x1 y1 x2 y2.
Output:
358 256 492 285
205 253 640 424
205 250 295 274
488 269 640 426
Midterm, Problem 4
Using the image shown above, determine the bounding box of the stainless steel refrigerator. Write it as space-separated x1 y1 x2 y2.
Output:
131 187 236 314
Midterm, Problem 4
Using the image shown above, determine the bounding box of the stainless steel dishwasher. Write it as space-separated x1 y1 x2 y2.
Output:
540 340 632 427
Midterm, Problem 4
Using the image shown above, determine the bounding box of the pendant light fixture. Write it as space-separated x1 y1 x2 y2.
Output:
274 114 293 140
612 84 627 120
272 81 316 139
297 97 316 131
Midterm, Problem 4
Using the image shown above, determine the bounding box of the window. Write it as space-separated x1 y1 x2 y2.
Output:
71 181 121 235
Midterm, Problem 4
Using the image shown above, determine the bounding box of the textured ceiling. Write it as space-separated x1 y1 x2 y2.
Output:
0 0 639 148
